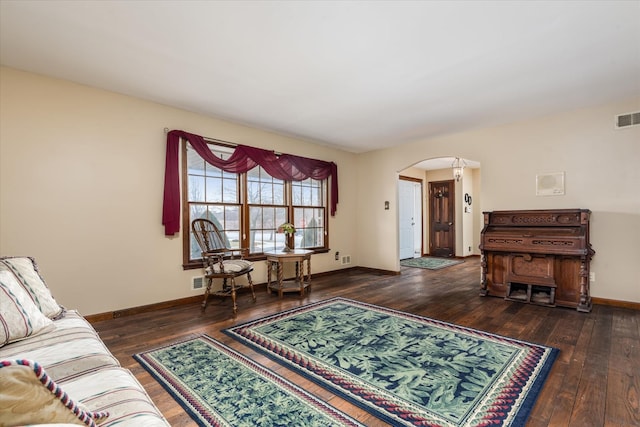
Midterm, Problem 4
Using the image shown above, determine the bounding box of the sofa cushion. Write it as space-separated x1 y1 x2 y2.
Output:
59 366 170 426
0 256 64 319
0 359 109 427
16 425 83 427
0 310 120 382
0 271 54 347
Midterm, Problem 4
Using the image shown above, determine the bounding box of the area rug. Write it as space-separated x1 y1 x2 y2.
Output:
133 335 365 427
225 297 558 427
400 256 464 270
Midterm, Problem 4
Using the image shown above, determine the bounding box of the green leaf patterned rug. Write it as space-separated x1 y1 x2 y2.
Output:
134 335 365 427
400 256 464 270
225 298 558 427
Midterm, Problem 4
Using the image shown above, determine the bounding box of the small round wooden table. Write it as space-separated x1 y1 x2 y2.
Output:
265 249 312 298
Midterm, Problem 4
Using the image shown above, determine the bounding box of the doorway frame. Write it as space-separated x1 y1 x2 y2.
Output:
398 176 423 260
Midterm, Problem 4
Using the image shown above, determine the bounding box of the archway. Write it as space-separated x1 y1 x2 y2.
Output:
398 157 481 259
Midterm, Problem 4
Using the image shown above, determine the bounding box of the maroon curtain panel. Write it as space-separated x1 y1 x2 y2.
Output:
162 130 338 236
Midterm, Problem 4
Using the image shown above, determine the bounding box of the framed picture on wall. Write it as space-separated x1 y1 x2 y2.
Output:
536 172 565 196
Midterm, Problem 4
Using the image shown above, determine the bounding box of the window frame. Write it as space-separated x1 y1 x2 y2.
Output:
182 141 329 269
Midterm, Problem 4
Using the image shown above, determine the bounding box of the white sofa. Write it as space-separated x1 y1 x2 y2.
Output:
0 256 169 427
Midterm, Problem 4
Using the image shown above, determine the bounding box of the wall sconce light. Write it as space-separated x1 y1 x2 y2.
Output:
452 157 466 182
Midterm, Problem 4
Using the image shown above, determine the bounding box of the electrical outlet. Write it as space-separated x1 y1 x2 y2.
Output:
589 272 595 282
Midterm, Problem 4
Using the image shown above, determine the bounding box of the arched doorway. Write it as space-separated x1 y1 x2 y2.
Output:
398 157 481 259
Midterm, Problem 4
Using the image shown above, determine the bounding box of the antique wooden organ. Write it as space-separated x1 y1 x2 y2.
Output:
479 209 594 312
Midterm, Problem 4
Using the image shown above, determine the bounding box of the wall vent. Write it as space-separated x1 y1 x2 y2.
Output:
341 255 351 265
615 111 640 129
192 276 205 290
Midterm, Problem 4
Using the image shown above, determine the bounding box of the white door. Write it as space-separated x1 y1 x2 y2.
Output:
399 180 416 260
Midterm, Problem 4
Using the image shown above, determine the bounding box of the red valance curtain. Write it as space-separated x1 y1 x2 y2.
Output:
162 130 338 236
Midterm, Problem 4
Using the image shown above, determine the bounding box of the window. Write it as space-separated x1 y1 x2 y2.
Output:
185 144 240 262
247 166 286 254
182 142 328 267
292 179 325 250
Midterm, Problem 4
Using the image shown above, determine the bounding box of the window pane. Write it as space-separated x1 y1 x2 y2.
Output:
188 144 238 206
249 206 287 253
224 205 240 232
187 149 205 175
204 205 224 224
247 167 285 206
246 181 256 203
247 167 260 180
292 183 302 205
295 207 325 249
273 182 285 204
188 176 205 202
262 184 273 204
222 178 237 203
205 177 221 202
292 178 323 207
262 208 275 228
248 207 264 253
190 204 228 256
205 162 222 177
189 204 206 259
302 186 311 205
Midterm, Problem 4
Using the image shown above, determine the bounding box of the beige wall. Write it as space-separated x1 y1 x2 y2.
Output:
358 97 640 303
2 66 639 313
0 67 358 315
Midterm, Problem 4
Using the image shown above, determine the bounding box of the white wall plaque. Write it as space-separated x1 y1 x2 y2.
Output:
536 172 565 196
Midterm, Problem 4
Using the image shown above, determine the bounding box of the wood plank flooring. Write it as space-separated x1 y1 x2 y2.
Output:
92 257 640 426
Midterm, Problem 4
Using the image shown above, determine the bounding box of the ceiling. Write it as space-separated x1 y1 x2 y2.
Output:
1 1 639 154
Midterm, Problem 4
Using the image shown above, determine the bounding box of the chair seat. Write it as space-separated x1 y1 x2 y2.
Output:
206 259 253 275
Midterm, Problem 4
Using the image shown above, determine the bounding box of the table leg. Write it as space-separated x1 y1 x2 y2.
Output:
296 261 303 295
277 260 284 298
306 257 311 293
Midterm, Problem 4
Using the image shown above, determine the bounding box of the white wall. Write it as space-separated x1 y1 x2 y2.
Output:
472 168 482 256
0 67 358 315
358 98 640 303
460 168 475 257
2 66 639 312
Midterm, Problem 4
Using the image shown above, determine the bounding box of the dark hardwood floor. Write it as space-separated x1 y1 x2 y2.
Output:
92 257 639 426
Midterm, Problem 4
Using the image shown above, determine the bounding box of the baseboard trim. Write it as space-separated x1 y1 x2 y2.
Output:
592 297 640 310
85 270 637 323
85 295 205 323
85 267 366 323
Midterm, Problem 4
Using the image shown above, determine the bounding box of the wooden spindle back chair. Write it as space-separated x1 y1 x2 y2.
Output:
191 219 256 315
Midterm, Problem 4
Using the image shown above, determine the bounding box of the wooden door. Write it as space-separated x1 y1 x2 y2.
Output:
429 180 455 257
